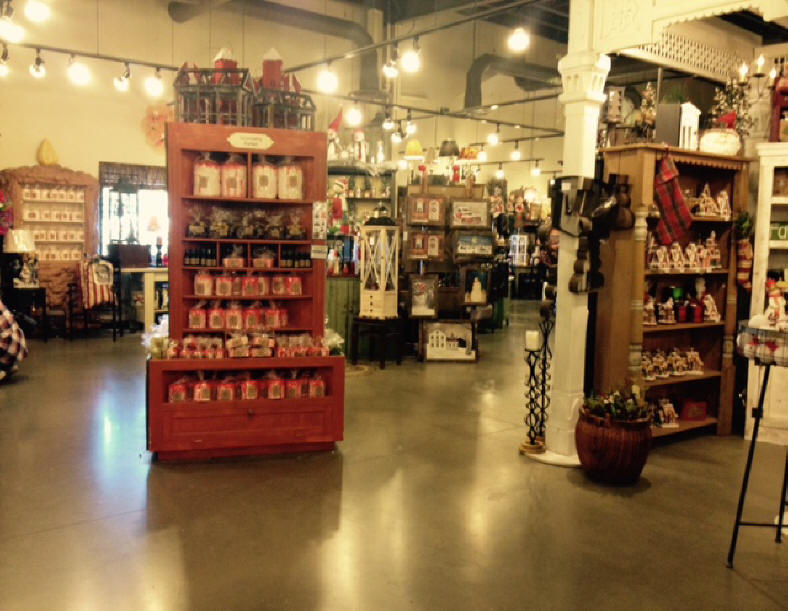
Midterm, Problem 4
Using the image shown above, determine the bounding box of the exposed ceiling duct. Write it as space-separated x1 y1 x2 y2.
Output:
167 0 381 95
464 53 560 108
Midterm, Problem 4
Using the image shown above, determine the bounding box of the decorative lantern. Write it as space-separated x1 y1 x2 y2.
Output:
680 102 701 150
359 205 399 319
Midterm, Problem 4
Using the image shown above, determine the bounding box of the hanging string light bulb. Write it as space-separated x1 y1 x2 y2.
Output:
487 123 500 146
67 54 91 86
477 144 487 162
510 140 521 161
400 37 421 73
28 47 45 78
382 44 399 79
495 163 505 179
531 159 541 177
405 109 417 135
144 67 164 98
0 0 25 43
317 62 339 93
24 0 50 23
507 27 530 53
114 62 130 92
382 108 395 131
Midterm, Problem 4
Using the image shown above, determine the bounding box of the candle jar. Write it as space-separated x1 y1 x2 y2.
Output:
221 153 247 198
240 380 258 400
252 157 278 199
194 152 221 196
194 272 214 296
215 275 233 297
278 161 304 200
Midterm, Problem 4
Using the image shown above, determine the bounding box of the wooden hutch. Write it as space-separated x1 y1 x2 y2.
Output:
147 123 344 460
596 144 750 437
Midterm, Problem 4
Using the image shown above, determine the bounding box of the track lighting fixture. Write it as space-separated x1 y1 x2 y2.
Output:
28 47 44 78
114 62 130 92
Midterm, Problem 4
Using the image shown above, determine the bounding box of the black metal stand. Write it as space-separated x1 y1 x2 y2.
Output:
520 314 554 454
727 363 788 567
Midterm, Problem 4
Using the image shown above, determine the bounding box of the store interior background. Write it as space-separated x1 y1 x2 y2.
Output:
0 0 764 197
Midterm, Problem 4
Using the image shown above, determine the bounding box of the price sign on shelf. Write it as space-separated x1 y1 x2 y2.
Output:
312 201 328 240
311 244 328 260
226 132 274 150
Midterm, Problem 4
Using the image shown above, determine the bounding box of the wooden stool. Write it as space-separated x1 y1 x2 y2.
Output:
351 316 403 370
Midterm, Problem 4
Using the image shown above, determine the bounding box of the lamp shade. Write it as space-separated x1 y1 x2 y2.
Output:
438 138 460 158
4 229 36 253
404 138 424 160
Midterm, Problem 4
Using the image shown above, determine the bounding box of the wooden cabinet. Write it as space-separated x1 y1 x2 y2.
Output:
747 142 788 445
596 144 750 437
0 164 98 310
147 123 344 460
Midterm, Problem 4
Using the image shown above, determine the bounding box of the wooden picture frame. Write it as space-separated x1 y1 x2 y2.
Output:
452 230 494 261
409 274 439 318
407 230 445 261
460 265 491 305
407 195 446 227
422 319 477 362
450 199 490 229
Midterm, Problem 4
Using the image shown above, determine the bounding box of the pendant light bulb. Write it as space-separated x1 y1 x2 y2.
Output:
24 0 50 22
67 55 91 86
477 146 487 162
487 124 500 146
28 48 45 78
507 27 530 53
114 63 130 92
391 130 403 144
510 141 521 161
317 64 338 93
400 37 421 73
406 121 417 135
495 163 505 180
345 105 363 127
531 160 541 177
145 67 164 98
382 59 398 79
0 16 24 43
382 110 395 131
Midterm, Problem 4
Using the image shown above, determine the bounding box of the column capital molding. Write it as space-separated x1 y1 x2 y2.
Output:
558 51 611 106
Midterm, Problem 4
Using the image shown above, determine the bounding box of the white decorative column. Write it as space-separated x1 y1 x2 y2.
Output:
529 0 610 466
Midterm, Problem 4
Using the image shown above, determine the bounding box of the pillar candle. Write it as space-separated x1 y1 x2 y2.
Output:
525 330 541 351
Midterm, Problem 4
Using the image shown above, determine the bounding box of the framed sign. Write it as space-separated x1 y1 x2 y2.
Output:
407 231 445 261
407 195 446 226
452 231 494 261
450 199 490 229
422 320 476 362
409 274 439 318
460 265 491 305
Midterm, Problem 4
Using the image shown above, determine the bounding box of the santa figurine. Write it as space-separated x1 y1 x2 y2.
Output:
764 279 788 330
327 109 343 161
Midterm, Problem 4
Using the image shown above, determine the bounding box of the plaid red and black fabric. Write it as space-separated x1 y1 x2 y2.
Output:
0 299 28 371
653 155 692 245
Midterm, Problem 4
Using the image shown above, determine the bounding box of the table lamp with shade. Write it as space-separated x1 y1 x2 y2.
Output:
2 229 39 288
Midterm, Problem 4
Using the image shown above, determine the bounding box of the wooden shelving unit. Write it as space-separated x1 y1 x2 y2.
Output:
596 144 750 437
747 143 788 445
147 123 344 461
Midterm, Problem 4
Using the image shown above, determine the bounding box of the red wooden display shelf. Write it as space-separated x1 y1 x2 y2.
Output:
147 122 343 461
184 194 312 205
183 326 311 333
183 266 312 272
183 294 313 300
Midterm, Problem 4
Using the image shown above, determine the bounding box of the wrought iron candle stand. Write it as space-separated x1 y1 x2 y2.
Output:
519 311 555 455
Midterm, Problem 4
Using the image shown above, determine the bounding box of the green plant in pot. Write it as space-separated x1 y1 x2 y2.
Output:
576 385 652 485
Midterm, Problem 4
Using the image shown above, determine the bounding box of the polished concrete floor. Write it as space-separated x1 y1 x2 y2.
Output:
1 302 786 610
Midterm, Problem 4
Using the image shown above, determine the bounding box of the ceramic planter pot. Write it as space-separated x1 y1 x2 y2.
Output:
575 409 652 485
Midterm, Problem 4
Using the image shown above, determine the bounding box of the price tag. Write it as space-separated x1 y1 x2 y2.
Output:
311 244 328 260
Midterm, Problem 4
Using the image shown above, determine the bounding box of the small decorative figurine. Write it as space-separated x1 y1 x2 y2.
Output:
686 347 704 375
697 243 711 272
717 190 731 219
703 293 721 322
641 352 656 381
652 350 670 378
696 183 720 217
685 242 699 273
643 293 658 326
764 279 788 330
706 232 722 269
668 348 688 376
658 297 676 324
669 242 686 271
658 398 680 427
